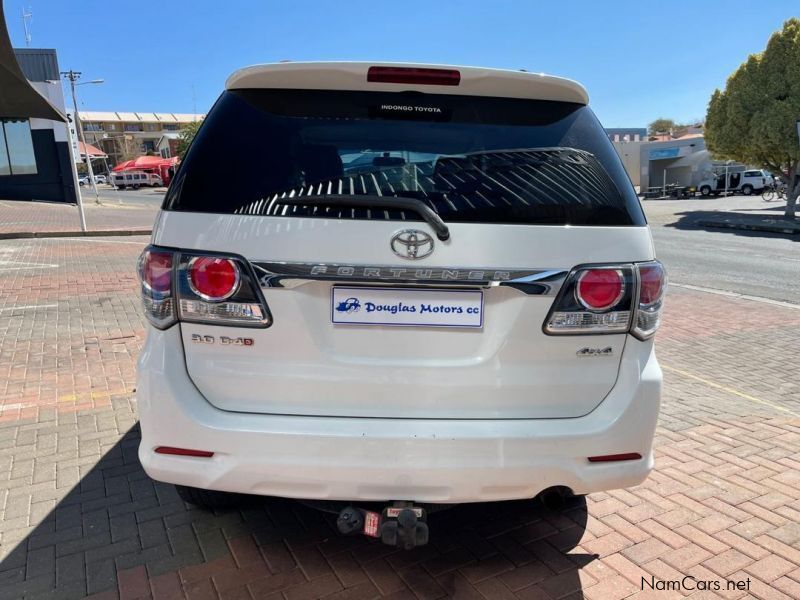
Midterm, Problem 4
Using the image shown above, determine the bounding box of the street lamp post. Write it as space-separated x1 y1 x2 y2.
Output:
61 70 104 205
724 160 732 197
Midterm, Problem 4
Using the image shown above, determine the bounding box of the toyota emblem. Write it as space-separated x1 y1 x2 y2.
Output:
390 229 434 260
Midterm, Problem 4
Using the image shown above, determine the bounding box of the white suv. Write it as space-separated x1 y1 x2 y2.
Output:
137 62 664 547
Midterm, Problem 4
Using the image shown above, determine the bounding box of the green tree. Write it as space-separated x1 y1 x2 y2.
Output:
176 120 203 161
647 118 676 137
705 18 800 218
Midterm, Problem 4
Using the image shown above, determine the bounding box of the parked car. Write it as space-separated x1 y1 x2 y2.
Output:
112 171 163 189
698 168 772 196
78 174 106 186
136 62 665 548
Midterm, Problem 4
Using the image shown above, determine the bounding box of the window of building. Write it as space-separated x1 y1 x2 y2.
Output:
163 123 180 131
124 124 143 132
0 119 37 175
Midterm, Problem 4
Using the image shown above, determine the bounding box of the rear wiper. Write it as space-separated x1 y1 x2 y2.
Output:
278 194 450 241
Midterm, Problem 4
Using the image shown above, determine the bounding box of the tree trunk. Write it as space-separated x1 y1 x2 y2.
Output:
784 163 799 219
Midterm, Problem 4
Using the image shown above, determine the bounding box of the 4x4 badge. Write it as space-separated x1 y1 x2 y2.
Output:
390 229 434 260
576 346 613 357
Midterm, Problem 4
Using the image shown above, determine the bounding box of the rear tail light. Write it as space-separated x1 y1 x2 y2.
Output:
545 265 634 334
138 249 175 329
576 269 625 311
632 262 666 339
188 257 240 301
367 66 461 86
544 261 665 338
137 246 271 329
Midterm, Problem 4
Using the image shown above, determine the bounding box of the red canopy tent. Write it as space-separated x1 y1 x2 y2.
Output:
112 156 179 184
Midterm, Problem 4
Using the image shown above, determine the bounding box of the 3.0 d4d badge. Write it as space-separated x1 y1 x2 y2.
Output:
191 334 254 346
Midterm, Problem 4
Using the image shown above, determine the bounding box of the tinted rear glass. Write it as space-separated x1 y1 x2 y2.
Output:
165 89 644 226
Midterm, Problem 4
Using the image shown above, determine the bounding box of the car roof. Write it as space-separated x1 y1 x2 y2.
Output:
225 61 589 105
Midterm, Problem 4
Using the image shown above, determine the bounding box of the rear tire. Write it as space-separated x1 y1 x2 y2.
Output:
175 485 241 510
741 184 753 196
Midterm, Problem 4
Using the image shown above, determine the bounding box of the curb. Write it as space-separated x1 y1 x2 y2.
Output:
696 219 800 235
0 229 152 241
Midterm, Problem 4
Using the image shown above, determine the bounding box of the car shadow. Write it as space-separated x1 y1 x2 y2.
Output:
0 422 595 599
665 210 799 241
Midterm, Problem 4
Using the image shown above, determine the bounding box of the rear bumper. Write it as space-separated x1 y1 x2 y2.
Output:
137 327 661 503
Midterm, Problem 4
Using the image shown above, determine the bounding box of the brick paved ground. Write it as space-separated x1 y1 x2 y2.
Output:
0 201 157 236
1 237 799 599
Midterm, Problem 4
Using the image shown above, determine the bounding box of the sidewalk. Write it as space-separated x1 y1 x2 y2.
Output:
696 210 800 235
0 199 158 239
642 194 800 235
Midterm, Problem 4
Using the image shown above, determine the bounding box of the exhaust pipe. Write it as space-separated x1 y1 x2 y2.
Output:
540 486 569 510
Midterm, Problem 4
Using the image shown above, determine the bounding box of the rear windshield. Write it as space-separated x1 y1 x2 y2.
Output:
164 89 645 226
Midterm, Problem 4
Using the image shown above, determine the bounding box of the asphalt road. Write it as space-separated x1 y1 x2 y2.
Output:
644 197 800 305
87 184 166 207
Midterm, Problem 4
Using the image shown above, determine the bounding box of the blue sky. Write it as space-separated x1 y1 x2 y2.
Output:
6 1 797 127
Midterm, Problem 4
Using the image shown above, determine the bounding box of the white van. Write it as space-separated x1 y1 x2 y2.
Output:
112 171 163 189
136 62 665 548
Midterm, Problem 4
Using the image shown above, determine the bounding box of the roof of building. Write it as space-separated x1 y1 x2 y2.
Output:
226 61 589 105
13 48 59 82
79 111 205 123
605 127 647 134
78 141 106 157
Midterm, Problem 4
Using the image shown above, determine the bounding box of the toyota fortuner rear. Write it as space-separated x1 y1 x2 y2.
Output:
136 62 664 525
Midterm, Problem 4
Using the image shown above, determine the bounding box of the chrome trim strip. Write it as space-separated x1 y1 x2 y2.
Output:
251 262 568 296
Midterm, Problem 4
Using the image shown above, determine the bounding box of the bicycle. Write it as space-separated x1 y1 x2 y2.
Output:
762 184 787 202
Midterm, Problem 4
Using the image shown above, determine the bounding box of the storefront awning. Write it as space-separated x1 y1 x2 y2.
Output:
0 4 66 121
79 141 107 158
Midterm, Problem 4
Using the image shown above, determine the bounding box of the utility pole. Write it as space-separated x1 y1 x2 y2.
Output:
61 70 102 205
724 161 730 197
64 111 87 231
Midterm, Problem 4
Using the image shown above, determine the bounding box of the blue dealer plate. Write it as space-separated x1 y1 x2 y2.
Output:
331 286 484 328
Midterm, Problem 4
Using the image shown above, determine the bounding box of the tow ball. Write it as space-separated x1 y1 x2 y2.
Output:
336 502 429 549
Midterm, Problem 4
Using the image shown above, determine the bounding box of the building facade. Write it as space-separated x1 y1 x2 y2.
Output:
637 137 711 190
76 111 204 166
605 128 647 143
0 49 75 203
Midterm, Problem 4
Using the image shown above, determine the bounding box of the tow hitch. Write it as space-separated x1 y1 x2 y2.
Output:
336 501 429 549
